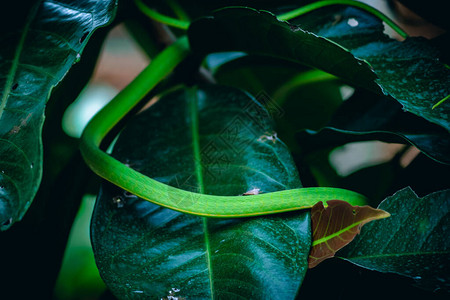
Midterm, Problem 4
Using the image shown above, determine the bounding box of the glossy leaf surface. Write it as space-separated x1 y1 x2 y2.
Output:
188 6 450 130
0 0 116 230
91 85 310 299
300 89 450 165
188 7 378 92
308 200 389 268
338 187 450 292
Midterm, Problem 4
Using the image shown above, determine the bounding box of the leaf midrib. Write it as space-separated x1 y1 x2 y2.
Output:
312 216 387 247
0 1 41 120
189 88 214 299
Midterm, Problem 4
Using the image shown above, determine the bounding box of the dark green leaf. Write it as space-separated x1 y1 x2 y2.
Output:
0 0 117 230
291 6 450 131
338 187 450 292
188 7 379 93
397 0 450 30
0 25 108 297
213 55 343 150
339 160 401 207
0 153 93 298
213 55 309 96
188 6 450 130
299 89 450 165
91 85 310 299
145 0 307 21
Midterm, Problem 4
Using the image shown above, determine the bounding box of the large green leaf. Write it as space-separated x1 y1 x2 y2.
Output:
91 85 310 299
188 7 378 92
0 0 117 230
293 6 450 131
299 89 450 165
338 187 450 292
188 6 450 131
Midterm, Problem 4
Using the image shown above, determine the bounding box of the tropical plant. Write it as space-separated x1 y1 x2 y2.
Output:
0 0 448 299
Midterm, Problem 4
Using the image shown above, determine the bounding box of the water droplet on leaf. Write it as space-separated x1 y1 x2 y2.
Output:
347 18 359 27
112 196 125 208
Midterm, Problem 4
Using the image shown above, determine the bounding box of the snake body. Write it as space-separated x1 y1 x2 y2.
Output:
80 36 367 218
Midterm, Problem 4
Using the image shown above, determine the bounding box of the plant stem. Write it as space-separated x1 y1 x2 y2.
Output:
167 0 190 22
133 0 189 30
278 0 408 39
432 94 450 109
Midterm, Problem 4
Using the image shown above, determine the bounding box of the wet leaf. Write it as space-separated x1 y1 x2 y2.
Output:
338 187 450 292
308 200 389 268
188 6 450 130
188 7 379 93
299 89 450 165
91 85 310 299
0 0 117 230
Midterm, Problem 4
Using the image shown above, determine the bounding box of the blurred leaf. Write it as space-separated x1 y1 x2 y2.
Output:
204 52 247 72
339 160 401 207
54 196 106 300
214 55 309 95
291 6 450 131
430 33 449 65
213 56 343 150
272 73 342 150
338 187 450 292
0 152 94 299
397 0 450 30
299 89 450 165
91 85 310 299
308 200 389 268
0 0 117 230
0 21 110 297
188 6 450 130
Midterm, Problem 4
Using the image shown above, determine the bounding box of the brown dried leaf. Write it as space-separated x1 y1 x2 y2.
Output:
308 200 390 268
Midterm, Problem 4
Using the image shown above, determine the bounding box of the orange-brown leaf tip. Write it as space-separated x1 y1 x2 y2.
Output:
308 200 389 268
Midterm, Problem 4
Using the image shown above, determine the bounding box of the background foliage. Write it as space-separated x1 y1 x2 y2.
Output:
0 0 448 299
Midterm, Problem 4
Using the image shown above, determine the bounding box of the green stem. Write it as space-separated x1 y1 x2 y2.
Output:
278 0 408 39
273 69 338 106
134 0 190 30
432 94 450 109
167 0 190 22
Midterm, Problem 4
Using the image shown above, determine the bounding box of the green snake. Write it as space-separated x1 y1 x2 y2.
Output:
79 35 367 217
80 1 409 217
